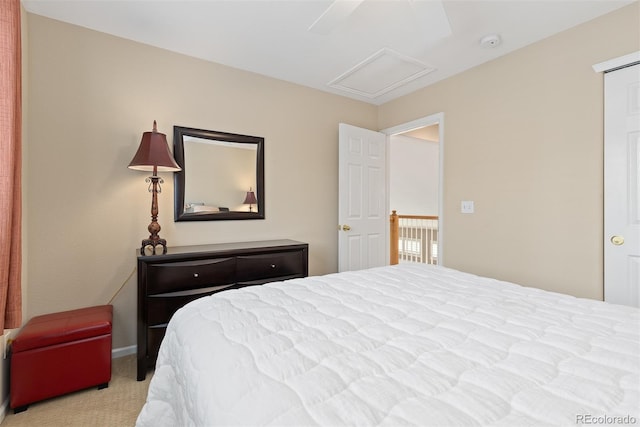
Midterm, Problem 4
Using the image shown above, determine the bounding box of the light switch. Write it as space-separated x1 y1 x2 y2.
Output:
461 200 474 214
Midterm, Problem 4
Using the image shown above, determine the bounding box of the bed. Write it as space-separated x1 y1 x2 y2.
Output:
136 263 639 426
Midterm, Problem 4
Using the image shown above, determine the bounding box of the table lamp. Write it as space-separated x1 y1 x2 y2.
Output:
128 121 181 254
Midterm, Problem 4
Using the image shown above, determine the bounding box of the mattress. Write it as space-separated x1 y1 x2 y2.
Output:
136 263 640 426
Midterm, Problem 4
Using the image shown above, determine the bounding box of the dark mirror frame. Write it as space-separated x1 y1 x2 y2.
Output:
173 126 265 221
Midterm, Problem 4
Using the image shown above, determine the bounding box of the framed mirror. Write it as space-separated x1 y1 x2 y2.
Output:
173 126 264 221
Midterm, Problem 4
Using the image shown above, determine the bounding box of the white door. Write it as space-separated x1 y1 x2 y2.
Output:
338 123 387 272
604 63 640 307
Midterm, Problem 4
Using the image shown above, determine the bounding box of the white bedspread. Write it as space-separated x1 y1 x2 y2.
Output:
136 264 640 427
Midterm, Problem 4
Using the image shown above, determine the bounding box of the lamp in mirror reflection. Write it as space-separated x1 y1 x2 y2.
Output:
243 188 257 212
128 120 181 254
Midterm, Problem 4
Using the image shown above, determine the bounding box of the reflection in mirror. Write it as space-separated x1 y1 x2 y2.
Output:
174 126 264 221
183 137 257 212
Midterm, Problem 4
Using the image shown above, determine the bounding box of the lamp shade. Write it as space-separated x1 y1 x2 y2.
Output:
243 189 257 205
128 121 181 173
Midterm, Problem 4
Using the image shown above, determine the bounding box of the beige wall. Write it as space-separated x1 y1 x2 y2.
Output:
24 13 377 349
379 3 639 299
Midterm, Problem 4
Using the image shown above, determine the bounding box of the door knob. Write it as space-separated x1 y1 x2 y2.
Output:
610 235 624 246
342 225 351 231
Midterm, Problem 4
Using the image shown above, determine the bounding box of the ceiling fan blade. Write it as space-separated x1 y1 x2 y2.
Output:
308 0 365 35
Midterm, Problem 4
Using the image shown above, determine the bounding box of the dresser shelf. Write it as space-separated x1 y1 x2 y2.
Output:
136 239 309 380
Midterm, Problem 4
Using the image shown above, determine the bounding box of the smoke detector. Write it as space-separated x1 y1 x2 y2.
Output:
480 34 502 48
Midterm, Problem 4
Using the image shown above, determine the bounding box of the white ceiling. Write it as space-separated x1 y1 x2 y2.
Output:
21 0 636 105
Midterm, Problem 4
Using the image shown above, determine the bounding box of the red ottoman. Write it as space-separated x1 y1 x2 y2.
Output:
10 305 113 413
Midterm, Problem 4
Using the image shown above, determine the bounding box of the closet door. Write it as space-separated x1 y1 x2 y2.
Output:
604 63 640 307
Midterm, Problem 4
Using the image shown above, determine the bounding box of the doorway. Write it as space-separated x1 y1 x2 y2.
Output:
337 114 444 271
381 113 444 265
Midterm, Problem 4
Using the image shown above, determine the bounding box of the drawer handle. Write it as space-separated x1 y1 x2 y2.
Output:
270 264 276 268
193 273 199 278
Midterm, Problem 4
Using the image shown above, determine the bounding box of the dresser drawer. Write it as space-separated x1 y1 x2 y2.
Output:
146 258 235 294
236 251 304 283
146 285 234 326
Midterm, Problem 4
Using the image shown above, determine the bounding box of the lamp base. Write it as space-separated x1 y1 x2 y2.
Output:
141 238 167 255
139 174 168 255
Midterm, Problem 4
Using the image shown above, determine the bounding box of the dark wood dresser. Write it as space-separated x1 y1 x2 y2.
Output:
136 239 308 380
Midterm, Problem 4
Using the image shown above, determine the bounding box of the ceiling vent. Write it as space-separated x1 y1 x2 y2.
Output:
328 48 436 99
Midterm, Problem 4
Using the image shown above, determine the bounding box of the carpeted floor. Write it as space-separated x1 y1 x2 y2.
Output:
1 355 151 427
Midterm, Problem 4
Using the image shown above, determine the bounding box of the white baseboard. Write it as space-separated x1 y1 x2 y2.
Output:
112 345 136 359
0 395 9 424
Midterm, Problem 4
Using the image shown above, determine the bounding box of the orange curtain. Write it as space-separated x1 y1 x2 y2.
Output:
0 0 22 330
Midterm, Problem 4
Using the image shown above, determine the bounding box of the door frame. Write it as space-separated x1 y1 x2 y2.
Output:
592 51 639 73
381 112 445 265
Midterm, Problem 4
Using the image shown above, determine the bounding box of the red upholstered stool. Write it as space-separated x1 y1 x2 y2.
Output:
10 305 113 413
